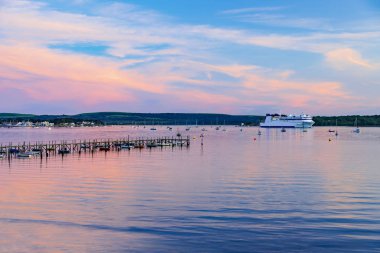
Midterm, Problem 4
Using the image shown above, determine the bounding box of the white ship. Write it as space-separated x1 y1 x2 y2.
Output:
260 114 314 128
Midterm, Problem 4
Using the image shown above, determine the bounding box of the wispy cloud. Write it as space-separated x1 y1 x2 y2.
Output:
0 0 379 114
220 7 285 15
220 6 330 30
325 48 374 69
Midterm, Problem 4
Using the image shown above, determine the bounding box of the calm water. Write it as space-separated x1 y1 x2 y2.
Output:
1 126 380 252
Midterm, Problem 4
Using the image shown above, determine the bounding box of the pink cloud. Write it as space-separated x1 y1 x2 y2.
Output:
1 0 377 115
325 48 373 69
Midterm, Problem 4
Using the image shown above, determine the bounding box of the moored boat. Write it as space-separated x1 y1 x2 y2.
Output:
9 148 20 154
16 153 33 158
121 144 134 149
58 149 70 154
146 142 158 148
353 117 360 133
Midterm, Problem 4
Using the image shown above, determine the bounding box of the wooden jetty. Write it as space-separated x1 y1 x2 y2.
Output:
0 136 190 159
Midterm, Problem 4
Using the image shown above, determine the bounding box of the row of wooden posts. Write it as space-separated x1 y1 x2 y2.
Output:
0 136 191 159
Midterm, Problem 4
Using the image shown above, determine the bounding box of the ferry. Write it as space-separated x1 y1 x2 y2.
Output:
260 114 314 128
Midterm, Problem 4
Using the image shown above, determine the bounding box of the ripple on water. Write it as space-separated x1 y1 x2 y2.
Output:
1 126 380 252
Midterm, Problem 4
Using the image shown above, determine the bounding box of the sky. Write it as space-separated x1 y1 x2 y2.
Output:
0 0 380 115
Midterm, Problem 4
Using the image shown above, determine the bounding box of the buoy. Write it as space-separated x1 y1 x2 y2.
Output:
253 138 256 141
329 138 331 142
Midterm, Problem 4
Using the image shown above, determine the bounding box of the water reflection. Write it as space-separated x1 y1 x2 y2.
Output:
0 126 380 252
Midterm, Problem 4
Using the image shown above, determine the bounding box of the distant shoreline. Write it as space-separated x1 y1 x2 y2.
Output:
1 112 380 127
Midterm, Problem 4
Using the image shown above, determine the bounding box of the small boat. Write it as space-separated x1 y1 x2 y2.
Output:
17 153 33 158
328 129 335 133
175 141 186 146
9 148 20 154
31 148 42 154
176 132 182 137
121 144 134 149
185 127 190 131
157 142 172 147
146 142 158 148
99 146 110 151
27 151 40 156
135 143 144 149
353 117 360 133
150 127 157 131
281 128 286 132
258 130 262 135
201 128 207 131
215 126 220 130
81 144 90 149
0 153 5 159
58 149 70 154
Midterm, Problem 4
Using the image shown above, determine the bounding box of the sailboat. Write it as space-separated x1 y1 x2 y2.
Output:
353 117 360 133
185 120 190 131
150 120 157 130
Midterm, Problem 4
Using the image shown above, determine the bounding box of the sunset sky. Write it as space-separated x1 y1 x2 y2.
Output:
1 0 379 115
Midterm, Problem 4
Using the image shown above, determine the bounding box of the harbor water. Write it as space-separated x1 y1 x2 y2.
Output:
0 126 379 252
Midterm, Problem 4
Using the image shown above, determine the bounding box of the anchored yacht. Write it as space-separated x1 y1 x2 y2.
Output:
260 114 314 128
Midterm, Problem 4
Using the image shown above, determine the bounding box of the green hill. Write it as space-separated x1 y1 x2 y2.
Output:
1 112 380 126
0 113 36 119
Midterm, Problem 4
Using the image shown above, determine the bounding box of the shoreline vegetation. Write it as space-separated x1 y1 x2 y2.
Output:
1 112 380 127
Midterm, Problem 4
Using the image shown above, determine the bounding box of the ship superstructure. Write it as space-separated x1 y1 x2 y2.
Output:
260 114 314 128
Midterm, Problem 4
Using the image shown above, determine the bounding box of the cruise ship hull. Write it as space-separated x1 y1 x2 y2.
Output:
260 125 297 128
260 123 313 128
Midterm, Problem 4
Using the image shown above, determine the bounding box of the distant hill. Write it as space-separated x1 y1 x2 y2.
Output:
0 113 36 118
0 112 263 125
1 112 380 126
74 112 262 125
313 115 380 127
